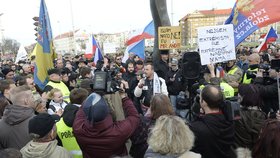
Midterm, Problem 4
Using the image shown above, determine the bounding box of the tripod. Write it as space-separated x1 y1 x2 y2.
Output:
185 79 200 121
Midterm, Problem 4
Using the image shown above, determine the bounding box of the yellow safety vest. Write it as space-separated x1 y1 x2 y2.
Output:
46 81 70 102
220 82 234 98
226 66 239 93
199 83 234 99
242 68 258 84
56 119 82 158
227 67 238 75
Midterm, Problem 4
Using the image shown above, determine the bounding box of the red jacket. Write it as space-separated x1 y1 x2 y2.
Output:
73 97 140 158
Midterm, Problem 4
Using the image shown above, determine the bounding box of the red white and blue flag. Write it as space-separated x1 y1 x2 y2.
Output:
122 21 155 62
256 27 278 52
85 35 102 61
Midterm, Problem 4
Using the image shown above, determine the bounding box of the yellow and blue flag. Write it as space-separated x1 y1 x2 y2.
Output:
34 0 55 90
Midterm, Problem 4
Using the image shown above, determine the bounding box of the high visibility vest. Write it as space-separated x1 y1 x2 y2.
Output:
46 81 70 102
227 66 239 93
56 119 82 158
220 82 234 98
242 68 258 84
199 83 234 98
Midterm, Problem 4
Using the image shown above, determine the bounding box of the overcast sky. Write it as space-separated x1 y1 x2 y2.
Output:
0 0 235 46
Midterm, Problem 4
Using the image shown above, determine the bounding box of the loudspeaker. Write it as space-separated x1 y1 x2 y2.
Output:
181 52 201 79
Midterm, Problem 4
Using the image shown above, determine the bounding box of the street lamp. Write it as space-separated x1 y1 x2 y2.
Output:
0 13 4 54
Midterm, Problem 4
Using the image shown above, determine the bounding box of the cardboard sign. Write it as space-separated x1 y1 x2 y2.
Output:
198 24 236 65
158 26 181 50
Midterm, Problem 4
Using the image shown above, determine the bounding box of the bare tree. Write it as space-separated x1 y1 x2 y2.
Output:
1 38 20 55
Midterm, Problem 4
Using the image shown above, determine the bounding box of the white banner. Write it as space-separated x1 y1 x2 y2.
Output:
198 24 236 65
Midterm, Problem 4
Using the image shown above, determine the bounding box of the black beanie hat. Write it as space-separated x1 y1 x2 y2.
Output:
83 93 109 123
28 113 60 138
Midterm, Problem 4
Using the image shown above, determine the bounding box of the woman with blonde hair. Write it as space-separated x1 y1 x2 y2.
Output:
130 94 175 158
145 115 201 158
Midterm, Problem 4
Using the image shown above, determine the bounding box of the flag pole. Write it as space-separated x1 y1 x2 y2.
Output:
69 0 76 55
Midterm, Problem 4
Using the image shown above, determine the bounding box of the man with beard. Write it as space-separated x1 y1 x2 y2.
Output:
122 62 137 100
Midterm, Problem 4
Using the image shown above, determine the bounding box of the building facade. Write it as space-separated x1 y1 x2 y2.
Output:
53 30 130 55
179 9 231 47
179 8 280 47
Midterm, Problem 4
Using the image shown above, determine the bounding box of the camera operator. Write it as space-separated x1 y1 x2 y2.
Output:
254 68 279 114
241 53 260 84
190 85 234 158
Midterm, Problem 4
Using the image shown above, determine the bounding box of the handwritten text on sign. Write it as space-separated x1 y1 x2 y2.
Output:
198 24 236 65
158 26 181 50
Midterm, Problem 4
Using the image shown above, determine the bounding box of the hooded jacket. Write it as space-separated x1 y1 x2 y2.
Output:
73 97 140 158
20 140 72 158
0 105 34 149
190 113 234 158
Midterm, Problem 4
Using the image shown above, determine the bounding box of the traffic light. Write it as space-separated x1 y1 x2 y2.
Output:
33 16 39 41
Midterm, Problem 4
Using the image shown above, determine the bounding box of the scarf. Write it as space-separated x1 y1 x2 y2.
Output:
153 72 161 95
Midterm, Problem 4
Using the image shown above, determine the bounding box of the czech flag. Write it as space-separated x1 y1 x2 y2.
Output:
122 21 155 63
85 35 101 59
34 0 56 90
256 27 278 52
225 0 280 46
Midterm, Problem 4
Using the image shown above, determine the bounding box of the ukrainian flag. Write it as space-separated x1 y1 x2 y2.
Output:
34 0 55 90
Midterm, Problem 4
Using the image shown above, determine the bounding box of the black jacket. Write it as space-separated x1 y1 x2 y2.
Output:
254 77 278 113
154 59 169 79
190 113 234 158
122 72 138 99
165 69 185 95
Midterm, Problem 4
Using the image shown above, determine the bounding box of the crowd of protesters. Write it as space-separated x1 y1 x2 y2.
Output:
0 43 279 158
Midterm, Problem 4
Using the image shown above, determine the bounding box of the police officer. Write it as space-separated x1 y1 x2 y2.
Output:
241 53 260 84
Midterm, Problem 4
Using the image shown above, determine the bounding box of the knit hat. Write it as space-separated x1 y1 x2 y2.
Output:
47 68 61 75
83 93 109 123
1 68 13 76
28 113 60 138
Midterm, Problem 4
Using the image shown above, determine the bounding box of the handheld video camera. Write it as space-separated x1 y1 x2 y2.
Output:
91 68 123 95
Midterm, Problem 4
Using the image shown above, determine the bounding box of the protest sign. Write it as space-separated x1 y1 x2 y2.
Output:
198 24 236 65
158 26 181 50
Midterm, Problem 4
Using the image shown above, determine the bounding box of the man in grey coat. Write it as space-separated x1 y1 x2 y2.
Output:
0 85 36 149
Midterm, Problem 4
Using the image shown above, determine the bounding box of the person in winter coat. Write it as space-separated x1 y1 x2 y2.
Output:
144 115 201 158
73 91 140 158
190 85 235 158
165 59 185 111
234 84 266 150
20 113 72 158
130 94 175 158
56 88 88 158
0 86 35 149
